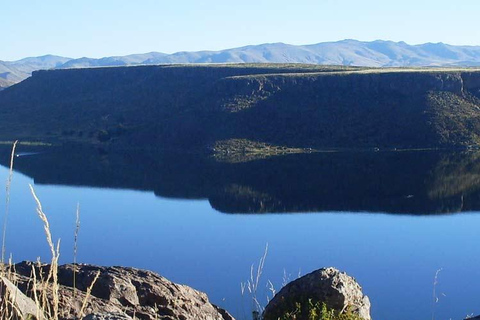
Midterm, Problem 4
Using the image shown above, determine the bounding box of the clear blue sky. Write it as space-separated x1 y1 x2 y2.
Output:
3 0 480 61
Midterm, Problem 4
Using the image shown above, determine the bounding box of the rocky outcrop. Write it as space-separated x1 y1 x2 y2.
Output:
0 276 46 320
263 267 371 320
82 314 133 320
10 261 234 320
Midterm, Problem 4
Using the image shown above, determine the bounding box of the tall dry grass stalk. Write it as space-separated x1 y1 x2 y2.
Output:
36 259 52 318
1 140 18 270
73 203 80 298
431 268 443 320
79 270 100 318
29 183 61 320
241 243 268 318
29 185 57 259
30 264 41 320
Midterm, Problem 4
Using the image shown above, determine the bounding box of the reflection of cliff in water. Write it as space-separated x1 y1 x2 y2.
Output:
2 145 480 215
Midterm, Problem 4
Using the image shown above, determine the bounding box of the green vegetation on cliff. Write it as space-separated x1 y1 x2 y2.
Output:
0 64 480 151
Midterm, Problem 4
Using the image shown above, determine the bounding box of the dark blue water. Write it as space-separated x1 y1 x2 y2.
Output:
2 147 480 320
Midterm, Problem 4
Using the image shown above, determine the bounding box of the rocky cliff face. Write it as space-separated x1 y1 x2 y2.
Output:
212 70 480 149
0 65 480 150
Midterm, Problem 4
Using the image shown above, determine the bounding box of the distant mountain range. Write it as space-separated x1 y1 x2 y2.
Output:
2 39 480 88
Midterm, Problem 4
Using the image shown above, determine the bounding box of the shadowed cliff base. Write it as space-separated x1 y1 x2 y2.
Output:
2 145 480 215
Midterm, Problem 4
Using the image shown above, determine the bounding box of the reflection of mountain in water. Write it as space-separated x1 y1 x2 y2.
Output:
2 145 480 215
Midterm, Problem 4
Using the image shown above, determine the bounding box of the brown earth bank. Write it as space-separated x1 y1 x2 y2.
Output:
1 65 480 152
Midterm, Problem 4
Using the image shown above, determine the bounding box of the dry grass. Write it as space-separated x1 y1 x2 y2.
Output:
1 140 18 269
79 270 100 318
431 268 443 320
241 243 269 319
29 183 61 319
73 203 80 299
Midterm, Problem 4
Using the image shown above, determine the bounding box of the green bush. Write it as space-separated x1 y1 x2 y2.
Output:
278 300 363 320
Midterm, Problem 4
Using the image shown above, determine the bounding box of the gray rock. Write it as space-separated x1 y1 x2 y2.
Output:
82 313 133 320
0 276 46 320
12 261 234 320
263 267 371 320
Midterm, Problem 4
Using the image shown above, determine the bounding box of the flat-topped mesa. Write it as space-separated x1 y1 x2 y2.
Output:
1 65 480 150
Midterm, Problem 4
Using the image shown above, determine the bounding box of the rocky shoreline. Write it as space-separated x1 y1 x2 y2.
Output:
0 262 379 320
4 261 480 320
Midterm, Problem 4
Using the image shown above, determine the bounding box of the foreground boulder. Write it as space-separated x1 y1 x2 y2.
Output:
0 276 46 320
263 267 371 320
10 261 234 320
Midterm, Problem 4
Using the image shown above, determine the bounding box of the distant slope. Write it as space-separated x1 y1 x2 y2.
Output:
3 40 480 88
0 61 25 89
58 52 167 69
0 55 71 89
1 64 480 151
8 54 71 74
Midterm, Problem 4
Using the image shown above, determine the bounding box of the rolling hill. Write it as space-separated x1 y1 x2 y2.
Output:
59 40 480 68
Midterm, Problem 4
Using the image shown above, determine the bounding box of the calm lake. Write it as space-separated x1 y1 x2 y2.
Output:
1 145 479 320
